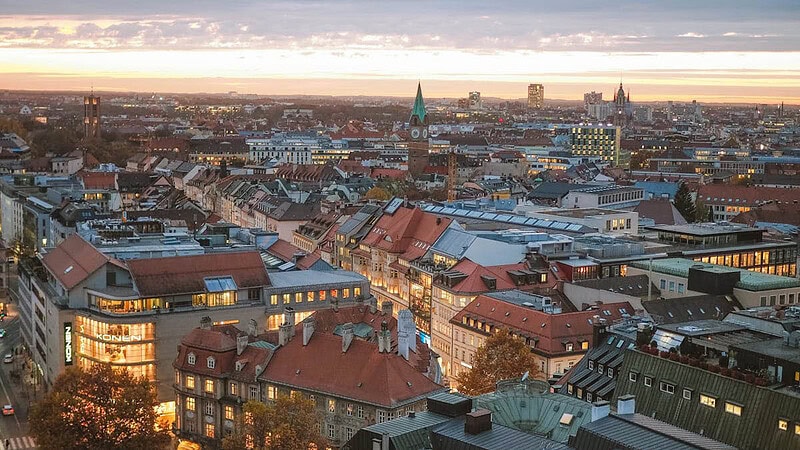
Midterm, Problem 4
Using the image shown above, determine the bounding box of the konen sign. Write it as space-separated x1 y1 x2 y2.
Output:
96 334 144 342
64 322 73 365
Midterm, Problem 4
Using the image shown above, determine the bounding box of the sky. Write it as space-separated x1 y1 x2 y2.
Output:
0 1 799 103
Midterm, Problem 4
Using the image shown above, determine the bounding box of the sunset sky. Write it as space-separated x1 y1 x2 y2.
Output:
1 1 799 103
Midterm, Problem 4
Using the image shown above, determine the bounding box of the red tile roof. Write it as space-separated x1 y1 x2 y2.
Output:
361 207 452 259
174 325 273 382
265 239 321 270
451 295 633 356
698 184 800 207
260 333 443 407
127 251 270 297
370 168 407 180
444 259 528 294
80 171 117 190
41 235 114 290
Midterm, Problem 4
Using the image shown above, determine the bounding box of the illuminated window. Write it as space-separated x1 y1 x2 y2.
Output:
185 397 195 412
224 405 234 420
343 288 350 298
307 291 314 302
205 423 215 438
331 289 338 298
346 403 354 416
328 398 336 413
581 341 589 350
724 402 742 416
295 292 303 303
270 295 278 306
778 419 788 431
700 394 716 408
796 424 800 435
205 379 214 393
230 382 237 396
186 376 195 390
283 293 290 304
319 290 326 301
354 287 361 297
267 385 276 400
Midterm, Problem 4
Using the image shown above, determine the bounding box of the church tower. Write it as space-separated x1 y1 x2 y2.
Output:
613 82 632 128
407 83 430 177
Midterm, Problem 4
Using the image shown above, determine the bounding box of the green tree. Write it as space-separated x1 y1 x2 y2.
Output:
695 197 711 222
222 395 326 450
455 328 539 396
674 182 696 223
29 365 170 450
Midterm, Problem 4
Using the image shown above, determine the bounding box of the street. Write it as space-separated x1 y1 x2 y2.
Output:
0 264 38 450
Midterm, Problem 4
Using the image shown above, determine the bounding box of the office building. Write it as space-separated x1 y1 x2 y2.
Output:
569 125 628 168
527 84 544 109
83 95 101 139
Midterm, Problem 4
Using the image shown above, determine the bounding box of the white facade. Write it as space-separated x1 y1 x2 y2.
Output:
247 138 318 164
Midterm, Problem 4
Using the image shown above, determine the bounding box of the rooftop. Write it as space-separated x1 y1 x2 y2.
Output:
646 222 762 236
628 258 800 291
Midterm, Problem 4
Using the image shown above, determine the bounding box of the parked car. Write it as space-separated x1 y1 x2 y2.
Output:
2 405 13 416
2 354 12 364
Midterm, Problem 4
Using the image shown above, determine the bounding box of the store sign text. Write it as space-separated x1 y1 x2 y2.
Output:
64 322 73 365
96 334 143 342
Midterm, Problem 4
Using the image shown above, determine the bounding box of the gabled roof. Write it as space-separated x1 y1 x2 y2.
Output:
41 234 117 290
634 198 688 225
79 171 117 190
361 207 452 258
443 259 528 294
264 239 321 270
127 251 270 297
260 333 444 407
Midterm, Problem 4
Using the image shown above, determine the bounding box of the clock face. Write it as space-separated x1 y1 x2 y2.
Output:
411 128 420 139
422 128 428 139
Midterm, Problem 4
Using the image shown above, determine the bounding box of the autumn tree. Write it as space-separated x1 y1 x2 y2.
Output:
455 328 539 396
364 186 392 201
0 117 28 139
222 394 327 450
29 365 170 450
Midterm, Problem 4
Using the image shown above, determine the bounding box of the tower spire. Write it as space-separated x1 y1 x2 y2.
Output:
410 82 427 125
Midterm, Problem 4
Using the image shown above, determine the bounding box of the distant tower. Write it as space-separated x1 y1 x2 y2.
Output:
447 149 458 202
83 94 100 139
527 84 544 109
407 83 430 178
613 83 632 127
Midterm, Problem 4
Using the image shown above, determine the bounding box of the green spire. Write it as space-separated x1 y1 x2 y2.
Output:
410 82 427 124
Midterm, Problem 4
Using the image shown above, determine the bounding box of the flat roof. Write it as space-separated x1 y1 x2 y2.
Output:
267 269 367 289
646 223 762 236
536 208 631 219
629 258 800 291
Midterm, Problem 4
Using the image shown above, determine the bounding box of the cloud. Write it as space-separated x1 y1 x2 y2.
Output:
678 32 706 38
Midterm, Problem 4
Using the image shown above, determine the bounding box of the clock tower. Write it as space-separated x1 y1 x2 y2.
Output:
408 82 430 177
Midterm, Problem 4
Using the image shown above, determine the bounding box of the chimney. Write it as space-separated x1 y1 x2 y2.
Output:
617 394 635 415
247 318 258 337
398 310 416 355
368 297 378 314
278 322 292 346
200 316 212 330
592 316 607 348
381 300 394 316
591 400 610 422
236 334 248 356
284 307 296 336
378 321 391 353
341 322 355 353
302 317 315 346
464 409 492 435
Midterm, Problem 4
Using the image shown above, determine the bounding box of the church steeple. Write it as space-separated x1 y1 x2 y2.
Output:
410 82 427 126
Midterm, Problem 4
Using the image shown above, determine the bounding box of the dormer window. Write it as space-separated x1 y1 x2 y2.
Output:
207 357 216 369
187 353 196 365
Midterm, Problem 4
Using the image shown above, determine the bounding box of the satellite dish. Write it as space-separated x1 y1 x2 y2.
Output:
521 371 529 381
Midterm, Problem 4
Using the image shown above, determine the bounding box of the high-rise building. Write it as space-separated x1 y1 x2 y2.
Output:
408 83 430 177
83 95 100 139
569 124 628 168
584 91 603 108
527 84 544 109
468 91 482 110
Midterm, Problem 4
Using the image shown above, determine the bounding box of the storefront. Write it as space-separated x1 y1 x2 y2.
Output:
73 315 157 381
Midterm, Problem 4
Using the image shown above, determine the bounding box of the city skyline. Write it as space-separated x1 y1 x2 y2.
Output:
1 1 799 103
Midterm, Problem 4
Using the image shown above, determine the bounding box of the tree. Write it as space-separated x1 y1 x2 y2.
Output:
222 395 326 450
455 328 539 396
29 365 170 450
364 186 392 201
0 117 28 139
674 182 696 223
694 197 711 222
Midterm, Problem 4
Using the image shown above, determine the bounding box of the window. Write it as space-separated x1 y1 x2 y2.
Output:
724 402 742 416
796 424 800 436
249 385 259 400
185 397 195 412
224 405 234 420
566 343 573 352
644 376 652 387
669 281 675 292
175 370 180 385
677 283 685 293
778 419 788 431
700 394 716 408
588 361 595 371
346 426 355 441
205 423 215 438
270 294 278 306
267 385 276 400
185 375 196 390
230 382 238 396
607 368 613 378
660 279 666 290
207 357 216 369
659 382 675 394
357 405 364 419
568 384 574 394
328 399 336 413
295 292 302 303
343 288 350 298
283 293 290 304
581 341 589 350
683 389 692 400
205 401 214 416
327 424 336 439
629 371 638 382
187 353 196 365
346 403 354 416
319 290 326 301
205 379 214 394
586 393 593 402
377 410 386 423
